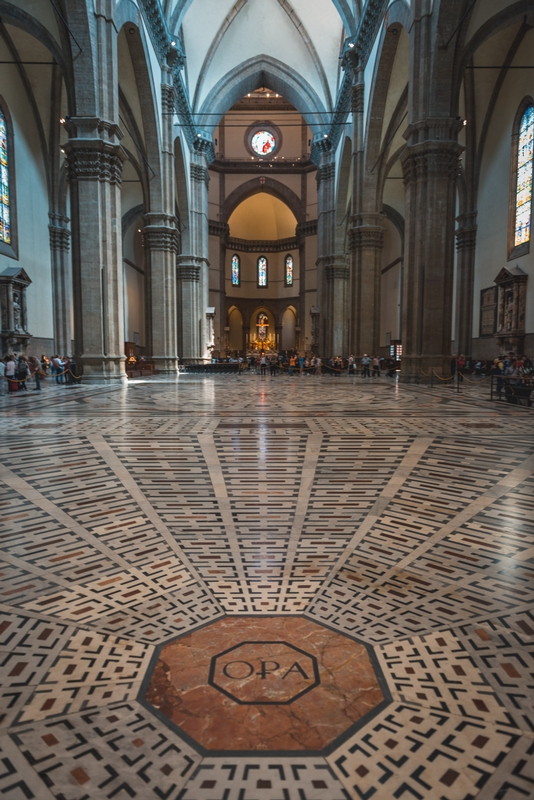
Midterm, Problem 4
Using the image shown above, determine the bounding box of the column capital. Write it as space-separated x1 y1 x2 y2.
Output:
316 161 335 184
401 139 464 185
49 224 71 252
64 139 127 185
320 255 349 281
190 162 210 185
48 213 71 251
455 211 477 251
143 213 179 252
177 255 208 281
349 218 384 251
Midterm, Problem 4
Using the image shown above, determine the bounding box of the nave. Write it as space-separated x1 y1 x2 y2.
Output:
0 376 533 800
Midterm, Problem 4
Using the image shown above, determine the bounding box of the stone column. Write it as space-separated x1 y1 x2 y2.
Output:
176 256 201 360
140 77 179 373
178 149 209 361
454 211 477 356
65 125 127 382
325 257 350 356
49 213 71 355
349 217 384 357
315 151 336 355
143 213 179 372
400 118 464 379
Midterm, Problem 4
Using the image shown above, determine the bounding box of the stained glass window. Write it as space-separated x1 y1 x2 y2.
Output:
231 254 240 286
258 256 267 287
251 131 276 156
0 109 11 245
285 254 293 286
515 105 534 247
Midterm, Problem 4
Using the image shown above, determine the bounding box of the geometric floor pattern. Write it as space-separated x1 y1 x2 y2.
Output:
0 374 533 799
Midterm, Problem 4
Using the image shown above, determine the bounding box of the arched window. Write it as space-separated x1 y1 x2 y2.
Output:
0 106 11 246
257 256 267 287
0 99 16 258
285 254 294 286
514 104 534 249
231 254 240 286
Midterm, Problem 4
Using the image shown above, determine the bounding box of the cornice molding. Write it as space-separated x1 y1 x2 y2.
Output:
228 236 299 253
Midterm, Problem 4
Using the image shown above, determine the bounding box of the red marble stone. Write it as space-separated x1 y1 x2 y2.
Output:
144 616 384 752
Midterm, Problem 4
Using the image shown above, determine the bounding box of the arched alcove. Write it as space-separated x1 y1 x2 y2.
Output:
229 195 298 240
228 305 243 351
281 305 297 350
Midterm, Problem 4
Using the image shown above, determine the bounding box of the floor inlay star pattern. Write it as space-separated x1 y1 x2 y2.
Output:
0 375 533 800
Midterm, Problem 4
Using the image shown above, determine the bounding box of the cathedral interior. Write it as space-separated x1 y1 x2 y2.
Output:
0 1 534 798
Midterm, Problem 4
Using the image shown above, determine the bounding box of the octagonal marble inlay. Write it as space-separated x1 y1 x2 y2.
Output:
142 616 388 754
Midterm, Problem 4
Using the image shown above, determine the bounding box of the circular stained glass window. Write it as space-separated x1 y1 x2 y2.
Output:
251 130 276 156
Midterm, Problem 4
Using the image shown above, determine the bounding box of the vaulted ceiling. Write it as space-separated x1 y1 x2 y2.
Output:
162 0 360 119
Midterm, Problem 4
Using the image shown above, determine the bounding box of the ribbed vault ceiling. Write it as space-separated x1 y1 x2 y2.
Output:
162 0 360 116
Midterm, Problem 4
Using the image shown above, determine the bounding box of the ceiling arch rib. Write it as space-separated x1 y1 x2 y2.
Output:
194 55 329 135
191 0 333 112
167 0 356 37
186 0 341 114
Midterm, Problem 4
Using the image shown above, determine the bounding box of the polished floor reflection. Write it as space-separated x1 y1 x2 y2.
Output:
0 375 533 799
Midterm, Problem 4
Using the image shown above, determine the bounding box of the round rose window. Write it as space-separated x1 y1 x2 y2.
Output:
251 130 276 156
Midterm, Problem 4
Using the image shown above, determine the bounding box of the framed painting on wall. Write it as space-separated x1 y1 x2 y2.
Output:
479 286 497 336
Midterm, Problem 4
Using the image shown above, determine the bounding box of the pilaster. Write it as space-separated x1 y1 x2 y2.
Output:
64 125 127 383
143 212 179 372
49 213 71 356
454 211 477 357
316 149 336 355
178 148 210 361
349 215 384 357
400 118 464 379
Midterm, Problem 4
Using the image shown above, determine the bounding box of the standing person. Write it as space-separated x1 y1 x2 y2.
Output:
16 356 29 391
28 356 41 391
299 354 305 375
315 356 322 376
51 355 64 383
0 358 5 396
457 354 465 382
260 354 267 376
289 354 296 376
348 355 354 376
5 356 16 393
372 356 380 377
361 354 371 378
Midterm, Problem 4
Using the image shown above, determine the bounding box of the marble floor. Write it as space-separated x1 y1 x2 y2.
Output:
0 373 533 799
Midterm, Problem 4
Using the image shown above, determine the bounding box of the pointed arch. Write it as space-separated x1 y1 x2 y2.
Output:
192 0 333 112
195 56 329 132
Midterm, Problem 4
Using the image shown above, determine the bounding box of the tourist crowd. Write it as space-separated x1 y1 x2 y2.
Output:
211 353 399 377
0 354 80 395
